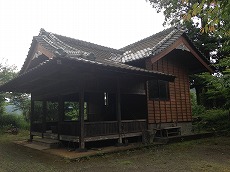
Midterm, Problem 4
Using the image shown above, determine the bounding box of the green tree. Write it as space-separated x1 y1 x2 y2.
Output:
183 0 230 35
9 93 31 121
0 59 31 120
147 0 190 26
147 0 230 34
147 0 230 63
147 0 230 111
0 59 17 115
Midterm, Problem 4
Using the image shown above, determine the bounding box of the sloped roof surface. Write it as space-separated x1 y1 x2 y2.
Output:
20 27 211 76
35 29 172 77
21 27 192 75
20 29 124 74
117 27 185 62
37 29 124 60
0 27 214 92
17 29 176 81
55 34 123 60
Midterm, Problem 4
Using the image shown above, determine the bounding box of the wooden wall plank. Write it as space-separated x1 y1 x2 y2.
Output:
146 56 192 124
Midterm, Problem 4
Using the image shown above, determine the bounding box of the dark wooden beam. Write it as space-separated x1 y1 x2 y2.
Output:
116 78 122 144
32 76 146 101
58 96 64 140
79 86 85 150
144 82 149 130
32 82 81 101
42 101 47 138
30 98 35 141
15 64 61 88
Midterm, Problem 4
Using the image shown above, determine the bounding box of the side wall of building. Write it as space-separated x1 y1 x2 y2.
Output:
146 56 192 128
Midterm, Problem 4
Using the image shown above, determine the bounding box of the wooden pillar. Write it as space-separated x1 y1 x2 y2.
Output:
116 78 122 144
42 101 47 138
144 81 149 129
79 88 85 150
58 96 64 140
29 99 35 141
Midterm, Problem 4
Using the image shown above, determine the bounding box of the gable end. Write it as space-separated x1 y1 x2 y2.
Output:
150 36 213 73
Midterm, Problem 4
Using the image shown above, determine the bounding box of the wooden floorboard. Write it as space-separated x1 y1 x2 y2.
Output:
32 132 143 143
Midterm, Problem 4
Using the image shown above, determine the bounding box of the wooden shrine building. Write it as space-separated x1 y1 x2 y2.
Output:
0 27 213 149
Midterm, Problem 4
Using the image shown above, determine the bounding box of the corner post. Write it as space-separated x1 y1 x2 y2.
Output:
30 98 34 141
79 87 85 150
42 101 47 138
58 96 64 140
116 78 122 144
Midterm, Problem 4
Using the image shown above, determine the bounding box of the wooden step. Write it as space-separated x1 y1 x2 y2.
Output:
33 138 60 149
43 133 58 140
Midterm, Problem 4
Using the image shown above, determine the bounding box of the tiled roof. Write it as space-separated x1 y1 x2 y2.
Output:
20 27 211 76
116 27 185 62
54 34 123 60
19 28 124 74
2 27 213 92
32 28 187 67
116 27 211 65
6 29 177 92
33 29 172 78
38 29 124 60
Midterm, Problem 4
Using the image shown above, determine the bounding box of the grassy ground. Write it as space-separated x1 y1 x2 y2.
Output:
1 131 230 172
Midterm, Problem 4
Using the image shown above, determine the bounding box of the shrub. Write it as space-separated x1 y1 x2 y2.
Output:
0 114 17 127
0 114 29 131
192 104 206 117
191 92 206 116
193 109 230 132
15 115 30 130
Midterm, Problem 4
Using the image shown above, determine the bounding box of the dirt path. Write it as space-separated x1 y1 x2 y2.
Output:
1 133 230 172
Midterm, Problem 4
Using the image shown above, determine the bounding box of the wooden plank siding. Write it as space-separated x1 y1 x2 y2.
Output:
146 57 192 124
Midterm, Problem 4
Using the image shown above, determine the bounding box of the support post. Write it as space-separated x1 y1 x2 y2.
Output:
116 78 122 145
58 96 64 140
79 88 85 150
29 99 34 141
42 101 47 138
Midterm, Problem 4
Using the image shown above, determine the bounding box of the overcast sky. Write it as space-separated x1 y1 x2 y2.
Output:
0 0 167 70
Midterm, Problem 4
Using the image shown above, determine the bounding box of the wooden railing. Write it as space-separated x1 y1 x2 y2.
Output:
31 119 147 137
84 121 118 137
121 119 146 133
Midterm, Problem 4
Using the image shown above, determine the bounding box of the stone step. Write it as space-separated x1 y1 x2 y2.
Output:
43 133 58 140
33 138 60 149
25 142 50 150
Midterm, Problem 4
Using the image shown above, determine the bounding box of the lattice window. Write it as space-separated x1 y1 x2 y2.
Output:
148 80 169 100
